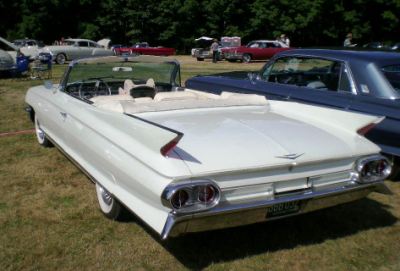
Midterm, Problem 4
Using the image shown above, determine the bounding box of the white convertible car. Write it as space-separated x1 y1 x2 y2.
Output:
25 56 392 239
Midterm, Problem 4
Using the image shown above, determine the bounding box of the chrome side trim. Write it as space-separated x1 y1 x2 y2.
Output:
160 181 390 239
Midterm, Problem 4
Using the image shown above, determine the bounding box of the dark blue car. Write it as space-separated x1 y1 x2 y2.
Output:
186 49 400 179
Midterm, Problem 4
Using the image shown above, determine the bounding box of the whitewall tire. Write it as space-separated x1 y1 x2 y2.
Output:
242 54 252 63
55 53 66 64
95 183 123 220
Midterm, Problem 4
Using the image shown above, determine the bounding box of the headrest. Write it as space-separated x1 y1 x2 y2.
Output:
118 78 156 95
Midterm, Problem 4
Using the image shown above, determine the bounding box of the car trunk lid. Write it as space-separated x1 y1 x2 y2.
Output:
142 107 374 176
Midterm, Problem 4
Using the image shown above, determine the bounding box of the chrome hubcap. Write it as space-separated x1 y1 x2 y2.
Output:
36 120 45 141
99 186 113 206
57 55 65 64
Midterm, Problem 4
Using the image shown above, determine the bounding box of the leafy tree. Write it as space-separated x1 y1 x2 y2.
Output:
1 0 400 51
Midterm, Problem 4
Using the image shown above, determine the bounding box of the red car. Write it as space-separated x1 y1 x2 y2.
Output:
114 42 175 56
222 40 292 63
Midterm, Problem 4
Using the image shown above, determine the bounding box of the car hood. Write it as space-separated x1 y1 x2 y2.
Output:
144 107 376 176
0 50 15 67
0 37 18 51
0 50 13 62
97 39 110 48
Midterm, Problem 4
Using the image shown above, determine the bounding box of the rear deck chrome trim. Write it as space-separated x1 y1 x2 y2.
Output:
161 181 390 239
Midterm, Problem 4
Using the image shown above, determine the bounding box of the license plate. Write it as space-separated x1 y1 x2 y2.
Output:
266 201 301 218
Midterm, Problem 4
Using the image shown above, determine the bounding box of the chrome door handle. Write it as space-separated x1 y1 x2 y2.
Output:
60 112 67 120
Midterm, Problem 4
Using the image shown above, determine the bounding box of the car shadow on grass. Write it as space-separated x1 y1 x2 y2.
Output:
156 198 397 270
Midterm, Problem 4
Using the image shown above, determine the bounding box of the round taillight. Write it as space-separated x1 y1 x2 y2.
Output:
375 160 388 174
198 185 216 203
357 157 392 183
170 190 189 209
360 163 371 178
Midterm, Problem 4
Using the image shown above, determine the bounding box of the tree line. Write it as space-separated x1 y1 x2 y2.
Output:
1 0 399 52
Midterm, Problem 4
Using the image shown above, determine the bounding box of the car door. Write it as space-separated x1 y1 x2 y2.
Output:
33 86 74 146
262 42 281 59
87 41 98 56
260 56 354 109
76 41 92 59
245 42 264 60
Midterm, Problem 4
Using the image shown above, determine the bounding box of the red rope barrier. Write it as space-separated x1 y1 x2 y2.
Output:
0 129 35 137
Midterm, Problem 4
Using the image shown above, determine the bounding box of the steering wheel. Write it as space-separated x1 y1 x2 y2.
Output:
93 79 111 96
281 75 294 84
78 79 111 99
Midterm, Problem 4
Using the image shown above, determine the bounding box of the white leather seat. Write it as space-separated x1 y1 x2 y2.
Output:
153 91 198 102
118 78 156 95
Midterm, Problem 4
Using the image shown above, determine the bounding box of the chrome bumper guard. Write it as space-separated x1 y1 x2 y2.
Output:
161 182 390 239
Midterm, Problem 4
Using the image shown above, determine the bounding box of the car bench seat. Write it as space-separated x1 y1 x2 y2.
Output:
91 89 269 114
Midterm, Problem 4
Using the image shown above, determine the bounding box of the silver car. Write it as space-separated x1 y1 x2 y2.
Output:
41 38 114 64
0 37 18 73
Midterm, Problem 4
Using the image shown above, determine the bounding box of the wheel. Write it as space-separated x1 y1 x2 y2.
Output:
55 53 66 64
34 115 53 147
196 57 204 61
242 54 252 63
95 183 123 220
93 79 111 96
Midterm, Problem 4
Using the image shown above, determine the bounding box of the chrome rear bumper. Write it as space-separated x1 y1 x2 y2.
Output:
161 182 390 239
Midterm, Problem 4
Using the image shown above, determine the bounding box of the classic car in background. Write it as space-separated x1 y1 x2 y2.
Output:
41 38 114 64
114 42 175 56
192 36 241 61
186 49 400 179
13 38 44 59
0 37 29 75
110 44 125 54
222 40 291 63
362 42 392 50
391 43 400 51
0 37 18 73
13 39 44 48
26 55 392 239
361 41 400 51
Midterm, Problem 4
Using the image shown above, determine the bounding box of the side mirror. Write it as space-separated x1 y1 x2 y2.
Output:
44 80 53 89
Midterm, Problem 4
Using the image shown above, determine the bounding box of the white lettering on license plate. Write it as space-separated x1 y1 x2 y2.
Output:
266 201 301 217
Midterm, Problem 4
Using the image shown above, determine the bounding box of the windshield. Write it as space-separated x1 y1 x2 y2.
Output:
65 59 178 86
62 57 180 100
382 65 400 93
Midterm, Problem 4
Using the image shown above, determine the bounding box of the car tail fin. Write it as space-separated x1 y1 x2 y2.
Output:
124 113 183 157
357 122 379 135
160 134 183 156
271 101 385 136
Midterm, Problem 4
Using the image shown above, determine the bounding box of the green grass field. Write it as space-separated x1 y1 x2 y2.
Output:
0 56 399 271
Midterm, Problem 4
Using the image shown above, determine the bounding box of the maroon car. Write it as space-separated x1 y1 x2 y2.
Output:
222 40 292 63
114 42 175 56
